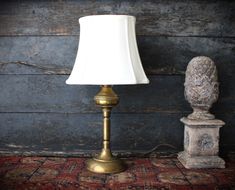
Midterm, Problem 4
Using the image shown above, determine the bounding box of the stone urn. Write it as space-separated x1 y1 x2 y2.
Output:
184 56 219 120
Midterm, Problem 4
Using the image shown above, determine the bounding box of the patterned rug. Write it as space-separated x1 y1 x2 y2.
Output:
0 156 234 189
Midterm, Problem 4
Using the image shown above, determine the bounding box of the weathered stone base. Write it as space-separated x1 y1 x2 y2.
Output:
178 117 225 169
178 151 225 169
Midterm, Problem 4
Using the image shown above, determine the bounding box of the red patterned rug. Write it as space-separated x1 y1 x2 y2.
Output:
0 156 234 189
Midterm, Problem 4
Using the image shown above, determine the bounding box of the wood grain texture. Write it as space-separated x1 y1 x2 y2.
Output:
0 112 233 155
0 75 234 114
0 0 234 37
0 112 185 152
0 36 234 75
0 75 186 113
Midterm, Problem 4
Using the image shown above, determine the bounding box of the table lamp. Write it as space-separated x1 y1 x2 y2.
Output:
66 15 149 174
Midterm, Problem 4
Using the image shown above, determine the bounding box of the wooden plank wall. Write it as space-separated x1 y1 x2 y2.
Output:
0 0 234 157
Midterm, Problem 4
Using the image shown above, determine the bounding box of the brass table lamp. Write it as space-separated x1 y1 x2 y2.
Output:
66 15 149 174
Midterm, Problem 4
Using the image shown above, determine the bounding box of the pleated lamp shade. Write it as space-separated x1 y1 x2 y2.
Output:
66 15 149 85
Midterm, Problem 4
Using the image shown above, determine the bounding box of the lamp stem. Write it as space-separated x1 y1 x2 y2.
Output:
103 107 111 150
98 107 113 160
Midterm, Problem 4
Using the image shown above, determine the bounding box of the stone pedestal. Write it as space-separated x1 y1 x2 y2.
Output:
178 117 225 169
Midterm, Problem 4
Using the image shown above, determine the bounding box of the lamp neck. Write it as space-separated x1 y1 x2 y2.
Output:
94 86 119 107
102 85 111 88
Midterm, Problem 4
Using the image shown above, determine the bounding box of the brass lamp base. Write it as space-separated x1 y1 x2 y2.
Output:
86 157 125 174
86 85 126 174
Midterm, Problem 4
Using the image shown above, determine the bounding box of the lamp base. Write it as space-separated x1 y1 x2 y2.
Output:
86 157 126 174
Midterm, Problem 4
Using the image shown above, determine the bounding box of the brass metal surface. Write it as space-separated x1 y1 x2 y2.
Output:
86 85 126 174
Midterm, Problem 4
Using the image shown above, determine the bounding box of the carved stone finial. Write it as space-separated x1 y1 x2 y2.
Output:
178 56 225 169
184 56 219 120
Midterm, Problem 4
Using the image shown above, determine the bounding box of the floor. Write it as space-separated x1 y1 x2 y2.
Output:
0 156 234 190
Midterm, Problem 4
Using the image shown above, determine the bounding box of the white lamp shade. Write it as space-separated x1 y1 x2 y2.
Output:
66 15 149 85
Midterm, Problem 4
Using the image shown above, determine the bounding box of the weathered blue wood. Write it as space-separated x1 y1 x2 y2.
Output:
0 36 234 75
0 75 234 114
0 75 188 113
0 112 193 153
0 0 234 37
0 112 233 156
